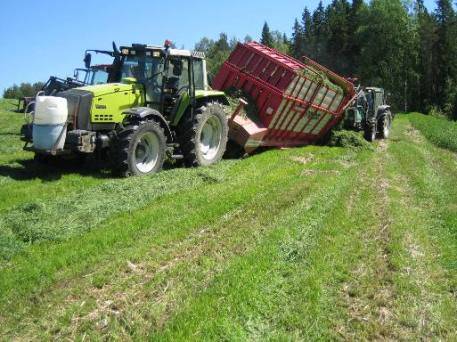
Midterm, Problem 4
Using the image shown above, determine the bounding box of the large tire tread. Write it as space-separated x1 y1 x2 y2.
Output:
379 113 392 139
178 102 228 167
111 120 166 177
364 119 377 142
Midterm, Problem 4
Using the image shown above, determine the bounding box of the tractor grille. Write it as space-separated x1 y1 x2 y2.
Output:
93 114 114 122
58 89 93 131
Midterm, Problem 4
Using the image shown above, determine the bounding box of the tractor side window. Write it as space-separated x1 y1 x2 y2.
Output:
193 59 205 90
165 58 189 93
121 56 164 104
91 70 108 85
74 69 88 83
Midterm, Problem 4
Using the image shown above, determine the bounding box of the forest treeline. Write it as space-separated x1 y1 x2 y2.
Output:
197 0 457 118
3 83 45 100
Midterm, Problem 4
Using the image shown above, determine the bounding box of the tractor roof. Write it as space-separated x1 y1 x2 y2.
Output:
365 87 384 92
120 44 205 59
91 64 111 69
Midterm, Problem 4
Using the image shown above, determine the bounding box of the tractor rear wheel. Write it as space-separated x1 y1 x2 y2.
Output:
179 102 228 167
112 120 166 177
379 113 392 139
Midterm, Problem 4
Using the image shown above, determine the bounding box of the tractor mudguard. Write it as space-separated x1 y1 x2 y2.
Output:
377 105 391 117
123 107 173 141
171 90 229 126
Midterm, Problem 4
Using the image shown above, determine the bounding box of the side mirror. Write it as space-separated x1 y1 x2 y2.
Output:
74 69 78 78
84 53 92 69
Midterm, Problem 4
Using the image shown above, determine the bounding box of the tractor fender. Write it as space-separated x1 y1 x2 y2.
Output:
171 94 230 127
377 105 391 116
377 106 392 120
123 107 173 141
197 95 229 107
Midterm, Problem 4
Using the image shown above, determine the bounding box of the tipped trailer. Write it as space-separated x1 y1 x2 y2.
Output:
213 42 356 153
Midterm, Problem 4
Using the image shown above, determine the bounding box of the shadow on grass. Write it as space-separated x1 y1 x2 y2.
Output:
0 141 249 182
0 132 20 136
0 158 112 182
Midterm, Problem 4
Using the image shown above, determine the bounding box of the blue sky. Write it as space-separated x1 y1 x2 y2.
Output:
0 0 437 94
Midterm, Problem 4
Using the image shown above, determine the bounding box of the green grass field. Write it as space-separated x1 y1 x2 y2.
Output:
0 99 456 340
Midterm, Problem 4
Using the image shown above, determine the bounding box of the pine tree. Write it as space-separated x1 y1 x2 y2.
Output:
357 0 410 108
310 1 329 63
261 22 274 47
434 0 457 117
347 0 366 77
301 8 313 58
326 0 351 73
415 0 438 111
292 18 304 58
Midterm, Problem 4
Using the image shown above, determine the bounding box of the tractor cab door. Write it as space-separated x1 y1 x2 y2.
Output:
121 54 165 110
365 90 376 123
162 56 193 117
373 90 384 113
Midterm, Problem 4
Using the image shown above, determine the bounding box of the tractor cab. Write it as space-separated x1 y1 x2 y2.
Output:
364 87 385 121
117 43 208 120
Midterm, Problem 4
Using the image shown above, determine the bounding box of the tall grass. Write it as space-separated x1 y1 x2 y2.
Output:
409 113 457 152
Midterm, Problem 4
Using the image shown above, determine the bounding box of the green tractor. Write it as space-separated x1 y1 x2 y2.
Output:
343 87 393 141
23 42 230 176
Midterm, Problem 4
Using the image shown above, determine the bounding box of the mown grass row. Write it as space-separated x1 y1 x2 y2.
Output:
0 161 238 259
408 112 457 152
0 144 371 339
0 144 357 312
1 99 456 340
0 99 110 216
154 152 376 341
385 117 457 338
156 116 456 340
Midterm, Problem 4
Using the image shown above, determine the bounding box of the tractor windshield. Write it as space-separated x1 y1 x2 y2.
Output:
90 69 109 85
121 55 165 103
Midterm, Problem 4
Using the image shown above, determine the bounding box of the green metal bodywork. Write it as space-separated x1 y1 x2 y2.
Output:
343 87 391 131
78 83 143 124
77 81 227 127
171 89 228 126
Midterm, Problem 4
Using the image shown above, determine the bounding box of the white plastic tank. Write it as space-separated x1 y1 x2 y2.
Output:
32 96 68 151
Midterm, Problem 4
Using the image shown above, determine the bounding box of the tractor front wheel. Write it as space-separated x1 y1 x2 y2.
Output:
179 102 228 167
112 120 166 177
364 123 377 142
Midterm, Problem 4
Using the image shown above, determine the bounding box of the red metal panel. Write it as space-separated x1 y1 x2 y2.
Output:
212 42 356 153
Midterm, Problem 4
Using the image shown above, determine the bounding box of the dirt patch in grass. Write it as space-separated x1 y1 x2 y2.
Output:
290 155 314 165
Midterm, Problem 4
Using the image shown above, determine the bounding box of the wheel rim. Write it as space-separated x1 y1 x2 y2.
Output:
199 116 222 161
383 118 390 138
134 132 160 173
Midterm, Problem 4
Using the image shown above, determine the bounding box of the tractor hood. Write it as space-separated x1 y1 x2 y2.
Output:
78 82 134 97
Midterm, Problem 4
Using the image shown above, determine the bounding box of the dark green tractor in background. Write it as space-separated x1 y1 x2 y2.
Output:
23 42 230 176
343 87 393 142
